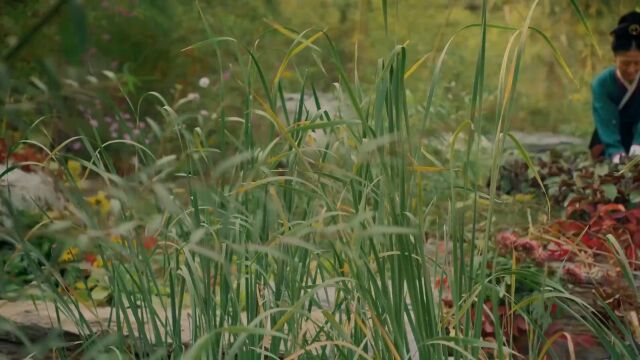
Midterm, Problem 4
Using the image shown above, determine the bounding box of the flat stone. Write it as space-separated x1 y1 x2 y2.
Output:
505 131 584 152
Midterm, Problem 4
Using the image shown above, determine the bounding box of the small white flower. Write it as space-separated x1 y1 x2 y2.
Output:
187 92 200 101
198 77 210 88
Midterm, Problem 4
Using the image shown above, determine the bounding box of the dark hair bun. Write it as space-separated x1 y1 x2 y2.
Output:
611 10 640 37
611 11 640 53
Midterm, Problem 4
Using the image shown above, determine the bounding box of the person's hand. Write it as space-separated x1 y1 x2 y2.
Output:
630 145 640 157
612 152 625 164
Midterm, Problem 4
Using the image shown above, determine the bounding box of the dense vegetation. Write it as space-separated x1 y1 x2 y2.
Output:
2 1 640 359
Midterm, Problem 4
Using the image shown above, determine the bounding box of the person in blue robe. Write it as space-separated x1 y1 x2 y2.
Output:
590 11 640 163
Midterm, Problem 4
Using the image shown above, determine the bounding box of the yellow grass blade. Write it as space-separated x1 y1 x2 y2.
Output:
404 52 432 79
272 30 325 87
412 165 448 173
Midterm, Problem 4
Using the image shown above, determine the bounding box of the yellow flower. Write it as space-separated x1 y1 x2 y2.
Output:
110 235 123 245
92 256 104 268
86 191 111 215
75 281 87 290
67 160 82 182
58 247 79 263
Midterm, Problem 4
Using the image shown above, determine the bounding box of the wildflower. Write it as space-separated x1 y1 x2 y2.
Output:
58 247 80 263
496 230 518 253
123 133 131 141
71 141 83 151
187 92 200 101
93 256 104 268
104 116 113 123
84 252 97 264
67 159 82 181
198 77 210 88
143 235 157 250
89 118 99 128
110 234 123 245
86 191 111 215
513 237 541 255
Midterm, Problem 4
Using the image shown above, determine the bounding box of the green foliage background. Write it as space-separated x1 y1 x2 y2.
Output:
1 0 639 146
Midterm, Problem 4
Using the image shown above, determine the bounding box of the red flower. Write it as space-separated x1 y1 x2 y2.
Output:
514 237 541 255
496 230 519 253
143 235 157 250
84 252 97 264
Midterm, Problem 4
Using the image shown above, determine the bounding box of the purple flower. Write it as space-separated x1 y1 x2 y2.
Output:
122 112 131 120
123 133 131 141
110 123 119 131
71 141 83 150
104 116 113 123
89 118 99 128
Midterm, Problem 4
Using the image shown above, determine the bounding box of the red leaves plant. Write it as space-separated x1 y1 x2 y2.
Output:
0 139 47 172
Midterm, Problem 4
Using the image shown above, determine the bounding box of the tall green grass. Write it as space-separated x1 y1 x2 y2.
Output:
3 1 640 360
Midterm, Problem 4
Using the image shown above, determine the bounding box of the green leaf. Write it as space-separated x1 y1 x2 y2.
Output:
629 190 640 203
91 286 111 304
601 183 618 201
595 162 609 177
